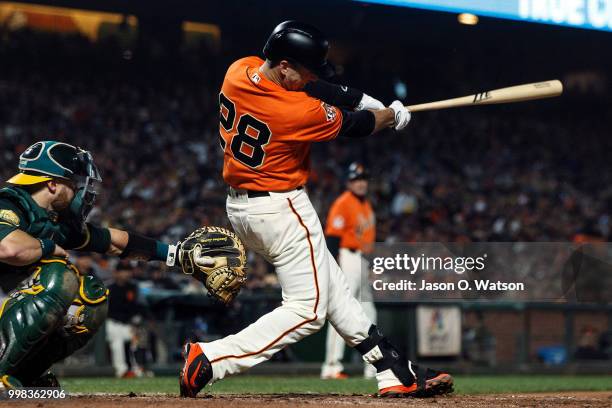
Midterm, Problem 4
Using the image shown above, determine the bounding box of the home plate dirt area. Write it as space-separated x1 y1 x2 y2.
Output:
5 391 612 408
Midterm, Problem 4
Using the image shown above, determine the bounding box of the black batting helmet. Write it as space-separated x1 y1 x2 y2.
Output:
263 20 335 78
347 162 369 181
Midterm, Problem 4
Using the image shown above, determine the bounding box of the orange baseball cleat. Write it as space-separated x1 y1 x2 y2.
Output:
378 363 453 398
321 372 349 380
179 343 212 398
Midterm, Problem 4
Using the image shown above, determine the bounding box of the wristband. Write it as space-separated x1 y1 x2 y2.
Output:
165 243 178 266
38 238 56 259
155 241 179 266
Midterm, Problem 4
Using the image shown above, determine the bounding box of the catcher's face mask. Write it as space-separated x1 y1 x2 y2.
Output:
68 149 102 223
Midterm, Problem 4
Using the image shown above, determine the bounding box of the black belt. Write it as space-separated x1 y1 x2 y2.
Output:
240 186 303 198
247 190 270 198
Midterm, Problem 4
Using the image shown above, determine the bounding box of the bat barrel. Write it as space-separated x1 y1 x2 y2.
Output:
406 80 563 112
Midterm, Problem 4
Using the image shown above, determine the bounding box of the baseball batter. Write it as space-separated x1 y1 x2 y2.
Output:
180 21 453 398
321 162 377 380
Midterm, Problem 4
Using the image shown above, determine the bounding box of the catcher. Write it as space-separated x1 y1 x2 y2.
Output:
0 141 246 389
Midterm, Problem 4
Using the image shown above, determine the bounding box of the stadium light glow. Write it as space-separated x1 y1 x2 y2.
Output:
0 2 137 40
458 13 479 25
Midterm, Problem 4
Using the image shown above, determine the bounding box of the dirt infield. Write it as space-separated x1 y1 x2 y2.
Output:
4 392 612 408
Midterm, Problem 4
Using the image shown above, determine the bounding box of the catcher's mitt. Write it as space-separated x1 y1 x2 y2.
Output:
178 226 247 304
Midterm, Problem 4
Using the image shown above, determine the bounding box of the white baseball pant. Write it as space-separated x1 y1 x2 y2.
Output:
199 188 372 381
105 318 133 377
321 248 377 378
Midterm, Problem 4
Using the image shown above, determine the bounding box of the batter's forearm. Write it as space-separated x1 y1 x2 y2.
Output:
338 110 374 138
304 80 363 109
338 108 395 138
371 108 396 133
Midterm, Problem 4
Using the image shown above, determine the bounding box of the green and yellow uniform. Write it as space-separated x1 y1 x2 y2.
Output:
0 185 110 291
0 142 109 388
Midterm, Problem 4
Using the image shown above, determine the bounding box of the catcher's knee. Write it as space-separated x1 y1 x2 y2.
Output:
0 259 80 372
63 274 109 337
1 259 81 321
28 259 81 306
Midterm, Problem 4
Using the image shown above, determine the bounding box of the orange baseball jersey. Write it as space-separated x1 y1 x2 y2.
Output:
219 56 343 191
325 191 376 253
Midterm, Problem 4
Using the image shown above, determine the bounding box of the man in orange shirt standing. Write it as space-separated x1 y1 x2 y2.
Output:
180 20 453 398
321 162 378 380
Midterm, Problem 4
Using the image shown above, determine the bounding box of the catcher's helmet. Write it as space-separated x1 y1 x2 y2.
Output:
347 162 369 181
263 20 335 78
8 141 101 185
8 141 102 222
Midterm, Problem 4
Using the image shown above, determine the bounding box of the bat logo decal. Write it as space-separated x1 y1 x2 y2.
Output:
473 91 492 103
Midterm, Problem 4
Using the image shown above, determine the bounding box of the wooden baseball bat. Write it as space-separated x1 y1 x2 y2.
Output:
406 80 563 112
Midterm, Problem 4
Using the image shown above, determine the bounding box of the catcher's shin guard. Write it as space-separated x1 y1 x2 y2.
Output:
355 325 453 397
0 259 80 376
14 274 108 385
179 343 212 398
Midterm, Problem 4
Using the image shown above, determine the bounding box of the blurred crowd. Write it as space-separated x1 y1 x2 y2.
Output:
1 29 610 295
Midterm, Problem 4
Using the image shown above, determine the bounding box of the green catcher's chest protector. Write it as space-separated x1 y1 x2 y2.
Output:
0 187 63 242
